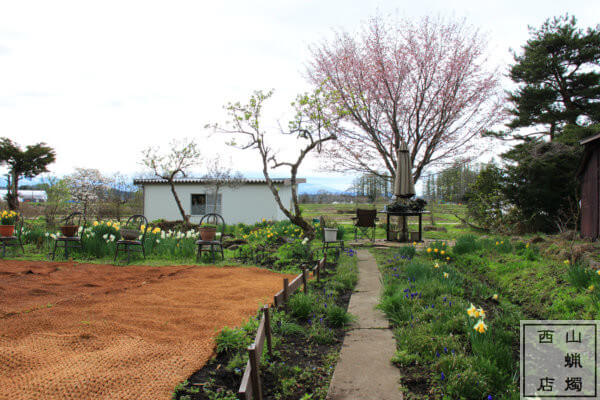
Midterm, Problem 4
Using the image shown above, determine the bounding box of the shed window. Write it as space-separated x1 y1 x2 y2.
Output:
191 193 222 215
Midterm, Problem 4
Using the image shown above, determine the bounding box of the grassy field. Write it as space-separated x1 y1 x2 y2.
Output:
300 202 470 241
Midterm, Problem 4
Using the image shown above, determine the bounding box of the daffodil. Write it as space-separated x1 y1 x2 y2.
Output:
526 243 530 248
434 262 440 269
93 221 99 227
441 250 445 255
589 285 595 292
427 248 432 253
446 256 450 261
477 308 486 319
564 260 570 265
107 221 112 227
597 270 600 276
443 272 449 279
466 303 477 317
492 294 499 300
434 248 439 253
473 319 488 333
495 241 499 245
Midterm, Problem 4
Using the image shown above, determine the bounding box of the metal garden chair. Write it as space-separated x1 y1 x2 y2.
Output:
114 214 148 264
51 212 85 260
0 214 25 257
196 213 225 263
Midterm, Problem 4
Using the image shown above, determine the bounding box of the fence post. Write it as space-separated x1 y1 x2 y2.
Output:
282 278 289 311
301 268 308 294
316 264 320 282
248 344 263 400
263 305 272 356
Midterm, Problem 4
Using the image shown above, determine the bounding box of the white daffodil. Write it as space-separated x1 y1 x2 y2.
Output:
102 233 108 240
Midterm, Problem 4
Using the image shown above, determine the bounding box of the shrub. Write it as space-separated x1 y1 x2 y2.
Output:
452 234 481 255
288 293 318 321
567 262 593 292
215 327 250 354
326 304 353 328
308 322 335 345
396 245 416 259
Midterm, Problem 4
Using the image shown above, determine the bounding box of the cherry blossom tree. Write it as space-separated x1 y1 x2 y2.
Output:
307 15 503 182
66 168 108 218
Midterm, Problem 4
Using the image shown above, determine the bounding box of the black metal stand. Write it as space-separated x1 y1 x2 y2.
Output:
381 211 428 242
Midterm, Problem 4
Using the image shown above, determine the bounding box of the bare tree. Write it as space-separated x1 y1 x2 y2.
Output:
202 155 244 215
141 138 201 223
209 88 342 239
307 15 503 182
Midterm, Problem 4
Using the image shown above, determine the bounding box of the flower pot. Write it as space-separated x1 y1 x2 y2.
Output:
60 225 79 237
0 225 15 237
323 228 338 242
199 226 217 241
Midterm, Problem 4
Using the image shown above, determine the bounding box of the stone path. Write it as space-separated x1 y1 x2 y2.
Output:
327 249 402 400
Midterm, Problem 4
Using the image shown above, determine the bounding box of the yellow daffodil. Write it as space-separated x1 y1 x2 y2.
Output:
477 308 486 319
446 256 450 261
441 250 445 255
473 319 488 333
466 303 477 317
500 241 504 244
442 242 446 246
427 248 432 253
564 260 570 265
492 294 499 300
443 272 449 279
412 241 417 246
434 262 440 269
589 285 595 292
596 270 600 276
434 248 439 253
93 221 99 226
526 243 530 248
107 221 112 227
495 241 499 245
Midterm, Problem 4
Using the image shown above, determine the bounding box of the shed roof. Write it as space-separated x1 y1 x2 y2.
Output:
133 178 306 186
580 133 600 145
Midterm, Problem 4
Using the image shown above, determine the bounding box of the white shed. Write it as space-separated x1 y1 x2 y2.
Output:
133 178 304 225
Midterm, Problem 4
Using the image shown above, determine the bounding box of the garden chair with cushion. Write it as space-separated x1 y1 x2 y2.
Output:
196 213 225 263
0 214 25 258
114 214 149 264
51 212 86 260
319 216 344 256
353 209 378 241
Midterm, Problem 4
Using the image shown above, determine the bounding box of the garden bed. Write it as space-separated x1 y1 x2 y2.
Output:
172 253 358 400
0 259 290 400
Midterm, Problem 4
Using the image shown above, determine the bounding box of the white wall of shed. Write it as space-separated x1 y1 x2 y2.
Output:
142 183 293 225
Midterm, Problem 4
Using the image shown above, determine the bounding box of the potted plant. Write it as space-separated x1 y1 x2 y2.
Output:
199 223 217 241
323 221 339 242
0 210 18 237
60 224 79 237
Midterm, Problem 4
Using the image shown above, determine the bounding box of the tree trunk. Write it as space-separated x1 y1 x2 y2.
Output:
7 172 19 211
169 181 189 223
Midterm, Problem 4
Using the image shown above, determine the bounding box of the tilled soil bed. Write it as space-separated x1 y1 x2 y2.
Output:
0 259 292 400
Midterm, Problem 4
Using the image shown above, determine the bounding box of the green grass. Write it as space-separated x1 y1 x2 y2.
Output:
373 247 521 399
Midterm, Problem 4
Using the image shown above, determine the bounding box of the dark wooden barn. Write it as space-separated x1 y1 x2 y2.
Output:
579 133 600 239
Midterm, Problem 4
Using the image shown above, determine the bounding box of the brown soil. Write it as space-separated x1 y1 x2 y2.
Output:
0 259 291 400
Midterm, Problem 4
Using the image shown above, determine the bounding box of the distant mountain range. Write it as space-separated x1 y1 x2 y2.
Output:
298 183 346 194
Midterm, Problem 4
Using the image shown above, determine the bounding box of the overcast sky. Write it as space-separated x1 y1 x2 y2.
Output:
1 0 598 191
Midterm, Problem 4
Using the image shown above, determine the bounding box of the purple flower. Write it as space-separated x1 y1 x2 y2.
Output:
444 347 447 353
436 351 440 357
488 396 493 400
441 372 445 381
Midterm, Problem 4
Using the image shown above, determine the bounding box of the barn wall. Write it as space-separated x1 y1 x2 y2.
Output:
143 183 293 225
581 144 599 239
